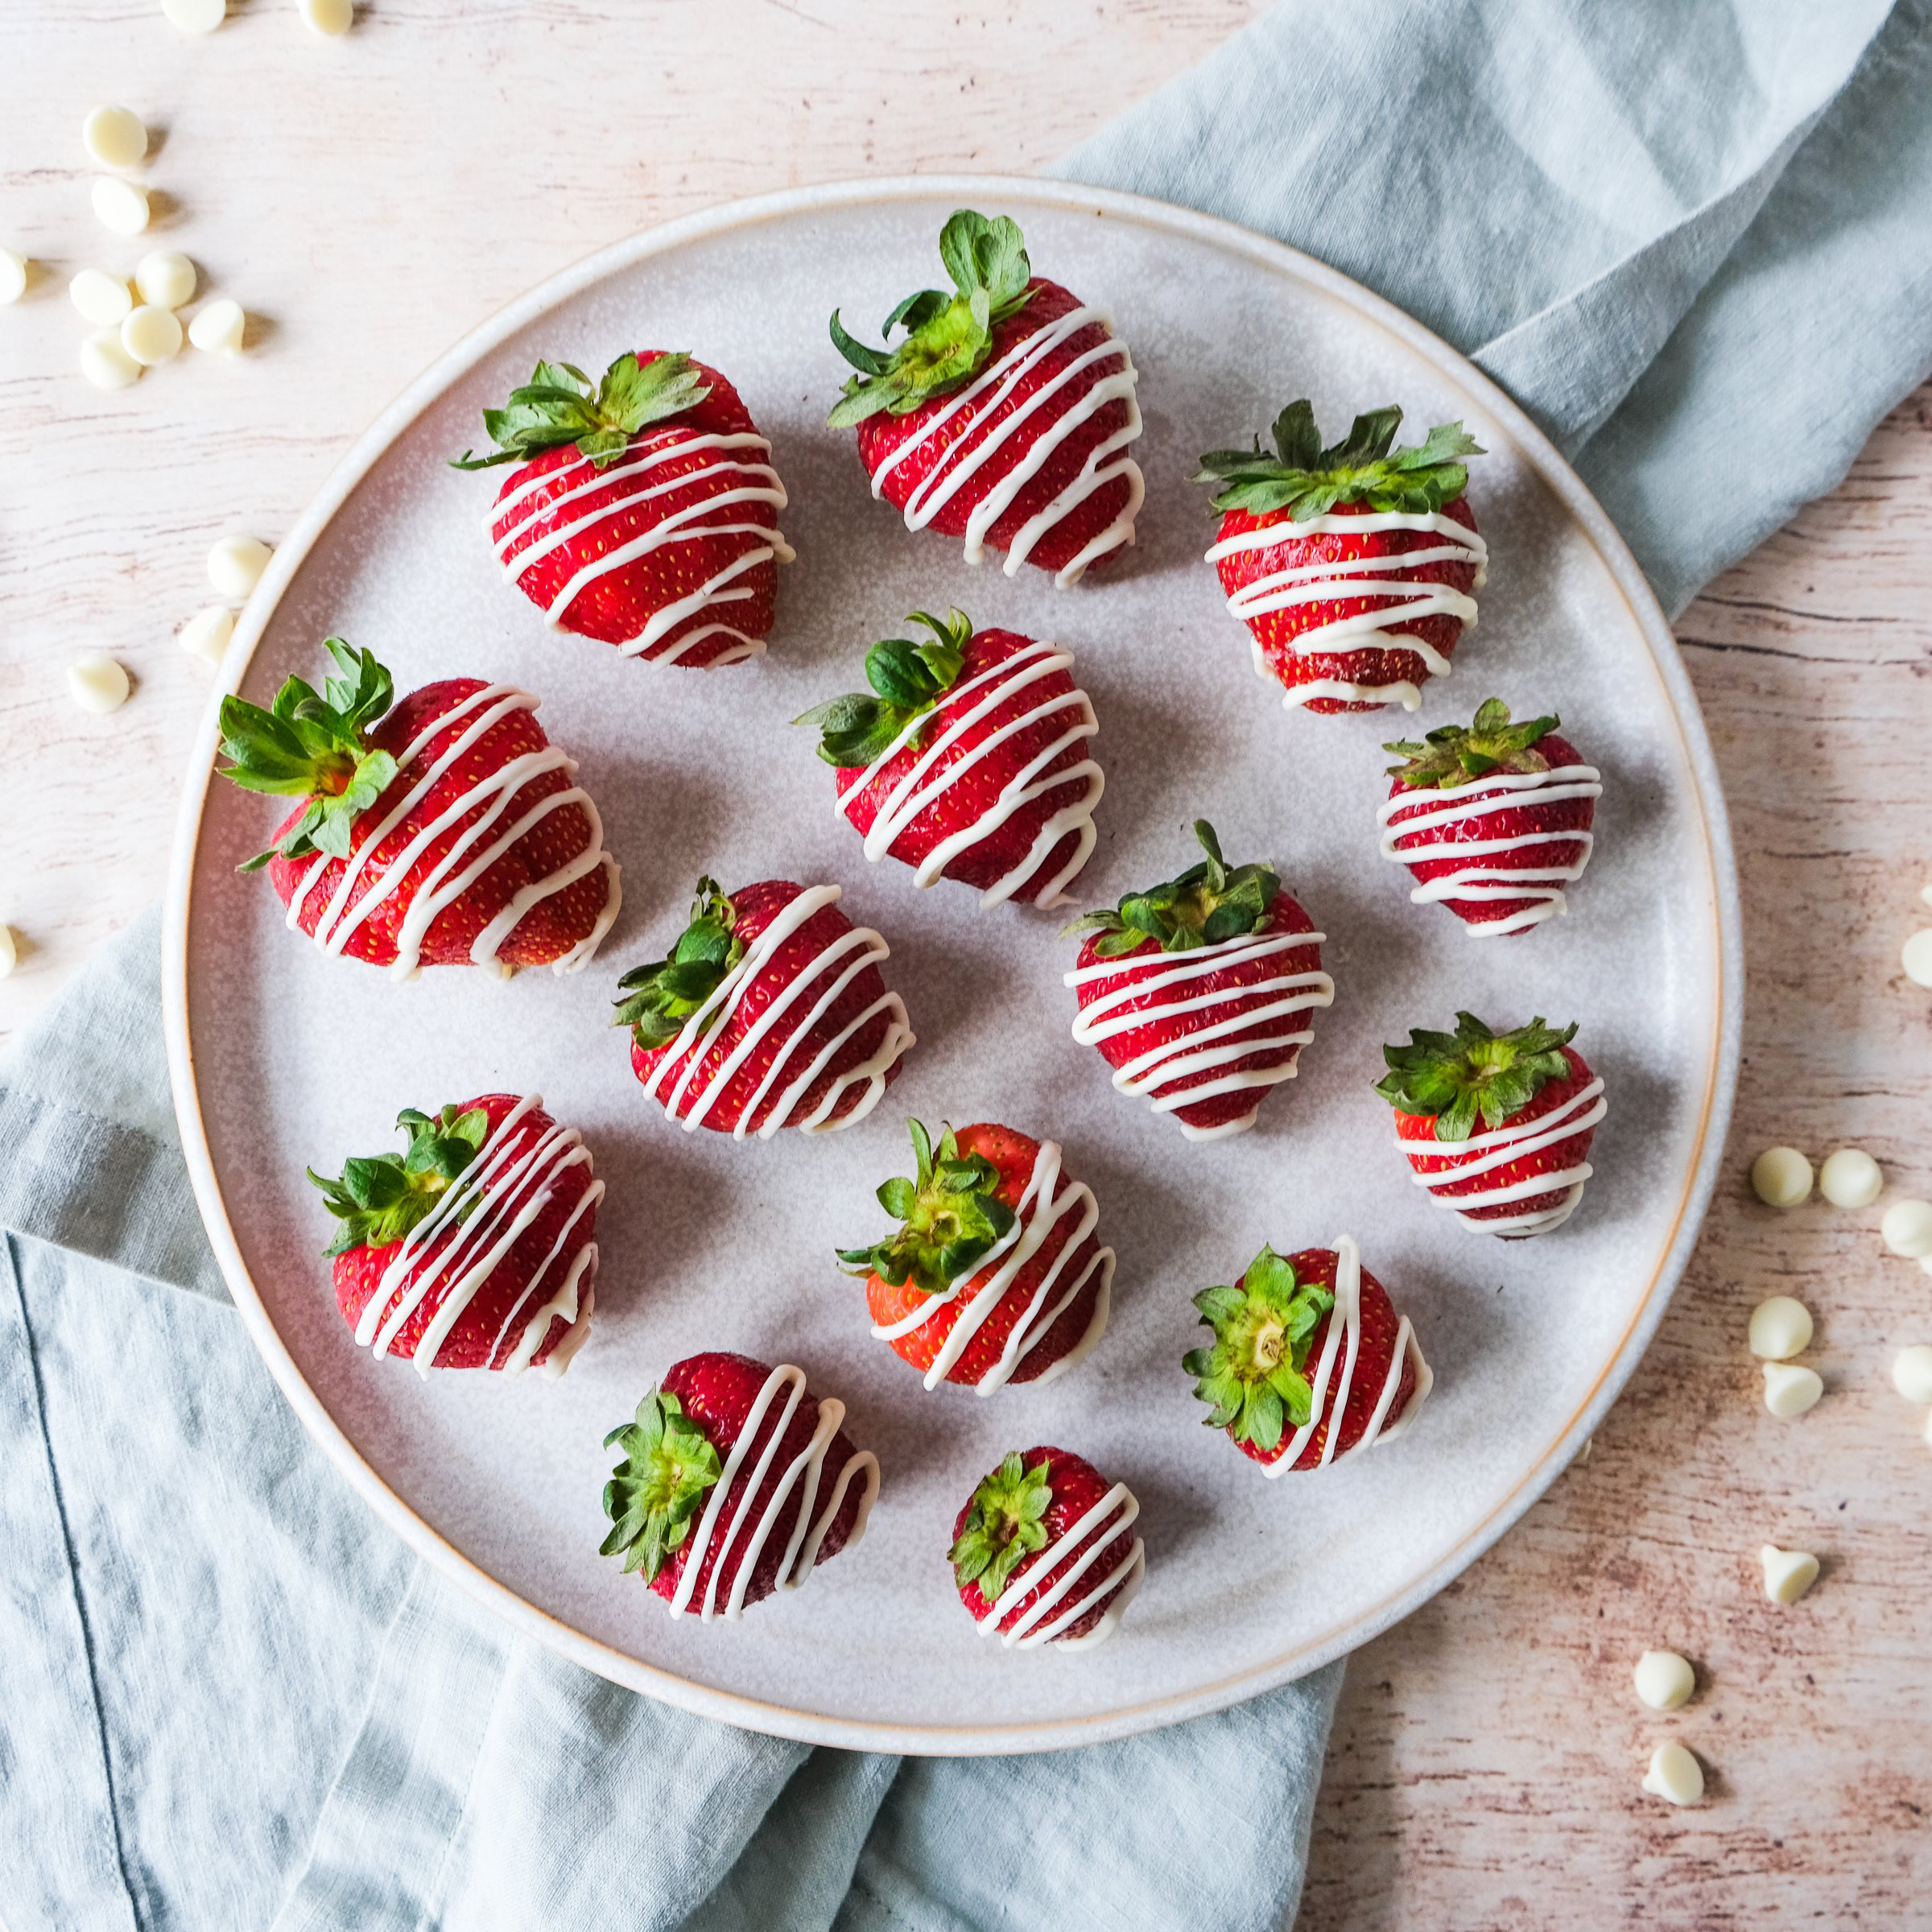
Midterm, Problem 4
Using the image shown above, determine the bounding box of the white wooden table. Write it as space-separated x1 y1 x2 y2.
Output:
5 5 1928 1922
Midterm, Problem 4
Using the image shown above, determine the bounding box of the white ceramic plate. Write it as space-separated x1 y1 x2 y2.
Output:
165 177 1740 1755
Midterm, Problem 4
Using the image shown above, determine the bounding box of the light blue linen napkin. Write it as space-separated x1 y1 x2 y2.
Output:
6 4 1930 1926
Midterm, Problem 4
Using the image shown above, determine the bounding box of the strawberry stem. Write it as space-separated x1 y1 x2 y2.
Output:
1374 1012 1579 1141
1194 399 1483 521
452 350 712 472
1183 1248 1334 1453
826 210 1036 429
793 609 972 768
1063 820 1279 957
216 638 399 871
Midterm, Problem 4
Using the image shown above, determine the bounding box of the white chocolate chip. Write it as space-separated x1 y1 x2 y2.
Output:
80 329 142 390
91 175 151 237
70 267 133 326
68 654 130 715
1818 1146 1883 1209
179 604 235 666
1641 1740 1703 1806
299 0 354 33
1922 881 1932 910
1881 1198 1932 1258
1751 1146 1812 1208
162 0 226 30
1762 1361 1823 1418
122 304 184 366
1748 1295 1813 1361
135 250 196 310
1904 929 1932 989
0 249 27 304
83 105 148 170
1760 1544 1819 1604
187 296 246 353
208 535 272 598
1892 1345 1932 1405
0 924 14 977
1633 1649 1694 1711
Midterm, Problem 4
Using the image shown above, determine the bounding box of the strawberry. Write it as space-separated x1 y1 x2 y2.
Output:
827 209 1143 586
453 349 791 667
614 874 914 1139
1379 699 1603 935
217 638 620 978
840 1120 1113 1393
601 1351 877 1621
1063 821 1333 1141
796 609 1104 910
1194 399 1487 714
948 1446 1145 1649
311 1092 601 1377
1376 1013 1608 1236
1185 1236 1430 1474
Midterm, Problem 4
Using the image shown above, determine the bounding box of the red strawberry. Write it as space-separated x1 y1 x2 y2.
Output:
217 639 619 977
798 609 1104 910
1379 699 1602 935
1185 1238 1430 1473
841 1120 1113 1393
1377 1013 1607 1236
312 1092 601 1377
948 1446 1145 1648
601 1352 878 1621
455 350 791 667
828 210 1142 586
1195 399 1487 714
1063 821 1333 1141
615 875 914 1139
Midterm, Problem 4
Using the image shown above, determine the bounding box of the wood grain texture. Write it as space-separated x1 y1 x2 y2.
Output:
5 6 1930 1924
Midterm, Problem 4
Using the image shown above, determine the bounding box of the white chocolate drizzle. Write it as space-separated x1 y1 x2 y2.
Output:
868 303 1144 587
1064 927 1334 1141
968 1479 1146 1650
353 1092 602 1379
870 1139 1114 1395
1400 1077 1607 1236
639 883 914 1138
1377 762 1603 936
667 1363 879 1622
1205 510 1488 711
489 428 794 664
842 638 1103 910
287 683 620 980
1262 1234 1431 1478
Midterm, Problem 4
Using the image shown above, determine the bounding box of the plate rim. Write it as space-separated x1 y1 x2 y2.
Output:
163 172 1744 1756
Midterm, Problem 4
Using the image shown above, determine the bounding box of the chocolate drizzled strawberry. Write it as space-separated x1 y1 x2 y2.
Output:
1377 1013 1607 1236
1195 399 1486 714
948 1445 1145 1648
614 875 914 1138
1185 1238 1429 1474
1380 699 1602 935
311 1092 601 1377
840 1120 1113 1393
454 349 791 667
828 210 1144 585
601 1352 877 1620
798 609 1104 910
1063 821 1333 1141
217 638 619 976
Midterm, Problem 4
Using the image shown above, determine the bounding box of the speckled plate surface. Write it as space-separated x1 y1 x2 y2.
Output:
164 178 1740 1755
